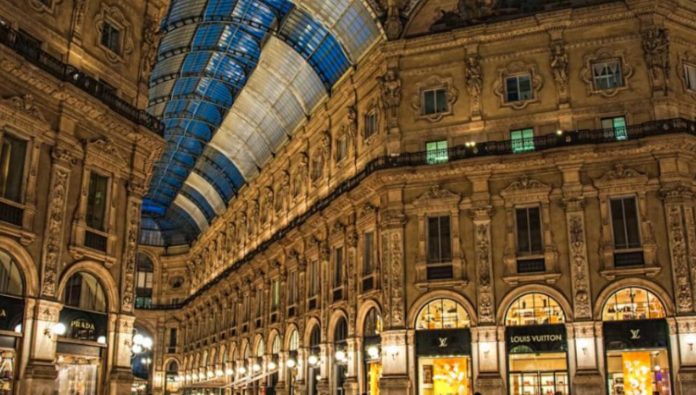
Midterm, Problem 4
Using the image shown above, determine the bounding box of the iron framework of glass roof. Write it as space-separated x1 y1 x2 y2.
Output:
141 0 382 246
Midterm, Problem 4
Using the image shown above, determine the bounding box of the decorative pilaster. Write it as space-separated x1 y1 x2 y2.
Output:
662 186 695 313
108 314 136 395
380 209 406 328
121 180 144 313
40 147 74 298
473 207 495 324
565 199 592 320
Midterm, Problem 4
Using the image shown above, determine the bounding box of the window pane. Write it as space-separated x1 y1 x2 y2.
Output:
685 64 696 90
518 75 532 100
613 117 627 140
516 208 530 254
423 90 435 114
511 128 535 153
435 89 448 113
439 216 451 261
506 77 519 102
529 207 542 253
86 173 109 230
622 198 641 248
363 232 373 274
426 140 448 164
0 251 23 296
611 199 628 249
0 136 27 202
427 217 439 262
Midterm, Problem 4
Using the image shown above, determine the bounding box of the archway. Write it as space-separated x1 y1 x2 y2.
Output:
0 248 27 394
503 292 568 395
601 287 671 395
413 297 472 395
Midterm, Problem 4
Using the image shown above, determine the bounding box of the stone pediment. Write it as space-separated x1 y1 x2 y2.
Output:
594 163 648 187
412 185 461 207
1 94 47 123
500 176 552 205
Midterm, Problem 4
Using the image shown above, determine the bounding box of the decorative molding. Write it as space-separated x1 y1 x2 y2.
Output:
29 0 62 14
411 185 461 208
580 47 633 98
94 4 135 64
666 204 694 313
641 27 670 95
377 69 401 131
567 211 592 319
40 161 71 297
0 94 47 123
464 54 483 118
473 210 495 324
493 60 543 110
410 74 458 122
549 40 570 105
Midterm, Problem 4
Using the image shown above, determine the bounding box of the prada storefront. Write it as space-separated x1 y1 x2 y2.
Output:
415 298 472 395
602 287 672 395
505 293 569 395
56 272 109 395
0 251 24 395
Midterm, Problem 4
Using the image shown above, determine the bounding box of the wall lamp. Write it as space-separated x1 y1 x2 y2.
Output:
44 322 66 339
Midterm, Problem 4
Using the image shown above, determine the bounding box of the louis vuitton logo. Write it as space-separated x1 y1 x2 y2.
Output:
438 337 448 348
630 329 641 340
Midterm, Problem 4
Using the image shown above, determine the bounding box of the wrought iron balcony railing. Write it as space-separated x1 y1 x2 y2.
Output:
0 24 164 136
135 118 696 311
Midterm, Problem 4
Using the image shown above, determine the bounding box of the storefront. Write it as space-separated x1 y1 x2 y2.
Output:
165 360 181 394
307 325 321 395
266 336 281 394
56 272 109 395
362 309 382 395
415 298 472 395
285 330 300 395
333 317 348 395
602 287 672 395
0 251 24 395
504 293 568 395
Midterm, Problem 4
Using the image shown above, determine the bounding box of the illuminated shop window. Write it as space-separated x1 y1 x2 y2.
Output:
426 140 448 164
416 298 470 330
511 128 535 153
602 287 665 321
505 293 565 326
602 116 628 141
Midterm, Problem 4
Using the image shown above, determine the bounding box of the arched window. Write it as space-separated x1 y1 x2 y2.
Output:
0 250 23 297
288 330 300 351
272 336 281 355
602 287 666 321
309 325 321 351
166 360 178 375
364 308 382 337
135 253 153 308
416 298 470 330
334 317 348 344
505 293 565 326
63 272 106 312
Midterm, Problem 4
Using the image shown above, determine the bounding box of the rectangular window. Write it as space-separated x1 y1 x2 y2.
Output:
168 328 177 349
363 232 374 275
602 116 627 141
505 74 533 102
334 247 344 288
592 60 623 90
136 271 153 289
309 260 319 297
100 22 121 54
422 88 448 115
86 172 109 231
427 216 452 263
0 135 27 203
685 63 696 91
255 290 262 317
288 271 298 305
426 140 448 165
510 128 535 153
516 207 543 255
364 112 377 139
610 197 641 250
271 279 280 310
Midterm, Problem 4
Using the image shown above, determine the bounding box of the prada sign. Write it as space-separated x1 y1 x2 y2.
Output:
506 324 567 354
603 319 668 350
59 307 107 342
416 329 471 356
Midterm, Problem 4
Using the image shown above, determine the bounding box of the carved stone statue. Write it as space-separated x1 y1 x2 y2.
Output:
464 55 482 117
377 69 401 130
642 27 670 93
550 41 569 87
458 0 498 21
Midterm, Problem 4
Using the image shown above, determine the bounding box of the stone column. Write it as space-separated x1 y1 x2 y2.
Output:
661 186 695 313
20 299 62 395
379 330 410 395
108 314 136 395
676 316 696 394
343 337 359 395
317 343 330 395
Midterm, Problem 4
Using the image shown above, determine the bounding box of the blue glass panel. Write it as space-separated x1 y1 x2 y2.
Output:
181 185 216 221
181 52 213 73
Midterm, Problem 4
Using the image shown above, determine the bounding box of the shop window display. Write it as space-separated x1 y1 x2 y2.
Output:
415 299 472 395
363 308 383 395
0 350 15 395
602 288 671 395
505 293 568 395
56 356 99 395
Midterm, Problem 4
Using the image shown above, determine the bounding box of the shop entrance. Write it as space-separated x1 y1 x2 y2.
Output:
504 293 568 395
0 250 26 395
362 308 382 395
414 298 473 395
602 287 672 395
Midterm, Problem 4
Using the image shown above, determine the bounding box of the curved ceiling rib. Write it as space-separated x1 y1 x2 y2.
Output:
142 0 383 246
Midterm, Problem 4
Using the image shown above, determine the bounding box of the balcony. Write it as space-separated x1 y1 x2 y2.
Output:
0 25 163 136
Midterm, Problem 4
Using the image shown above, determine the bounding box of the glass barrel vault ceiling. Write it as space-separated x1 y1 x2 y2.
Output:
141 0 383 246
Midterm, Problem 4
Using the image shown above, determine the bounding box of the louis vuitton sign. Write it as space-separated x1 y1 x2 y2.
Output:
416 329 471 356
506 324 567 354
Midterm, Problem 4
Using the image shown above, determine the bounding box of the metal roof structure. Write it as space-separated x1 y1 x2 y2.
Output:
141 0 383 246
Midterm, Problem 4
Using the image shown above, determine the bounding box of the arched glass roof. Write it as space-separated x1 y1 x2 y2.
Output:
142 0 382 245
